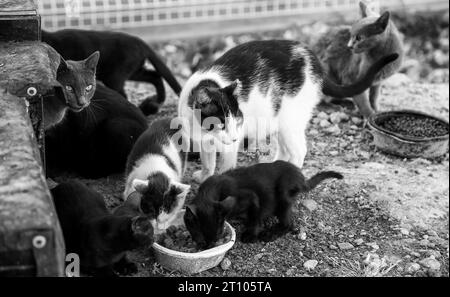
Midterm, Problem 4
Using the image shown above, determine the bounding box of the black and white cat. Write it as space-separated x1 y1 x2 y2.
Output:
43 50 99 130
184 160 343 246
178 40 398 182
124 118 190 234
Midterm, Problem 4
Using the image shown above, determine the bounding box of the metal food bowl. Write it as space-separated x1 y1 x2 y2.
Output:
152 209 236 275
367 110 449 158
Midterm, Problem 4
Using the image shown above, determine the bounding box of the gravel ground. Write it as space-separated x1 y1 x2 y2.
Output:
53 75 449 277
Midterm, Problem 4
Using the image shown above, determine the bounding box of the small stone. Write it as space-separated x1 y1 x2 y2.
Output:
254 253 264 261
366 242 379 251
329 150 339 156
220 257 232 270
400 228 410 236
303 259 318 270
426 250 441 259
351 117 363 125
419 257 441 271
329 112 342 124
405 262 421 274
325 125 341 135
354 238 364 246
317 111 329 120
350 125 359 130
319 119 331 128
286 268 294 276
310 129 319 135
301 199 318 212
338 242 354 250
298 232 307 241
329 245 338 250
427 230 438 237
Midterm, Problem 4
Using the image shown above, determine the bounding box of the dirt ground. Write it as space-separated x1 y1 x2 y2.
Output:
54 73 449 277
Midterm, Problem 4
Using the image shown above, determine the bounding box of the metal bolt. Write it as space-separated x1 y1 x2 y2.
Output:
27 86 38 97
32 235 46 249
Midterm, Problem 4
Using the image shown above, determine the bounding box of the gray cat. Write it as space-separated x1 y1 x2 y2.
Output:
313 1 404 117
43 51 99 129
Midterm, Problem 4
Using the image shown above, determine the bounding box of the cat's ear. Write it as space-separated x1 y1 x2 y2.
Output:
359 1 369 18
132 179 149 193
170 181 191 197
222 79 242 97
217 196 236 216
84 51 100 72
57 56 69 74
376 11 390 31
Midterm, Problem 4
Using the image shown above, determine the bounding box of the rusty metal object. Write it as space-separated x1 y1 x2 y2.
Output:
368 110 449 158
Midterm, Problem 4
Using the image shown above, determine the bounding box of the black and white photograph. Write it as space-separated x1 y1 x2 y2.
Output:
0 0 448 283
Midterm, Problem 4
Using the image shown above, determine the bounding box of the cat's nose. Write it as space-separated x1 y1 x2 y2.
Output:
78 96 88 107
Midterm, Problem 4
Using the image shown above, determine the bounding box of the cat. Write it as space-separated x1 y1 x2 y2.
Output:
42 29 182 115
312 1 404 117
178 40 398 182
43 50 99 130
184 160 343 246
45 82 148 178
51 180 154 277
124 118 191 234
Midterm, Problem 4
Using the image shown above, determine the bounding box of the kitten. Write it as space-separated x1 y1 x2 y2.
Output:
184 160 343 246
42 29 182 115
43 51 99 130
124 118 191 234
51 180 154 277
313 1 404 117
178 40 398 182
45 82 148 178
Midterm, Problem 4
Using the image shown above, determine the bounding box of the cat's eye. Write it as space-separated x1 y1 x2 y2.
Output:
85 85 93 92
355 35 362 41
65 85 73 92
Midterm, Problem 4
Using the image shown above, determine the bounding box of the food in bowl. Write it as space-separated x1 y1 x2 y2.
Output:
378 115 448 138
158 225 232 253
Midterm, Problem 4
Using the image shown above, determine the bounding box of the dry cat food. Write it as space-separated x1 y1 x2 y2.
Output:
158 225 231 253
379 115 449 138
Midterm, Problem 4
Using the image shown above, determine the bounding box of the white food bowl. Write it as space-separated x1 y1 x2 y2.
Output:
152 209 236 275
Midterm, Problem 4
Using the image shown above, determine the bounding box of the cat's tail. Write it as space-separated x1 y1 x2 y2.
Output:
134 46 182 115
321 53 399 98
305 171 343 191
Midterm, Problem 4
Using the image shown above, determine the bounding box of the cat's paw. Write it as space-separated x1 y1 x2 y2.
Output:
241 231 258 243
113 258 138 275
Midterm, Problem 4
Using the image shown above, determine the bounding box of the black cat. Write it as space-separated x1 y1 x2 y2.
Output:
51 180 154 277
42 29 182 114
45 82 148 178
184 161 343 246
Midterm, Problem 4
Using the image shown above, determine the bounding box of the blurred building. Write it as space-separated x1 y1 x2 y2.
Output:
38 0 448 40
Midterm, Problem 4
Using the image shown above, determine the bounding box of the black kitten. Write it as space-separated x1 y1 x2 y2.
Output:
51 180 153 277
184 161 343 246
42 29 182 115
45 82 147 178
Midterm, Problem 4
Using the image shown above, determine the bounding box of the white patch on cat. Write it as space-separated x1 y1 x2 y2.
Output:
156 181 190 230
123 153 179 199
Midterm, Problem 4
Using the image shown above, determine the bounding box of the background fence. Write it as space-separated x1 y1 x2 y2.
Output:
37 0 449 40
